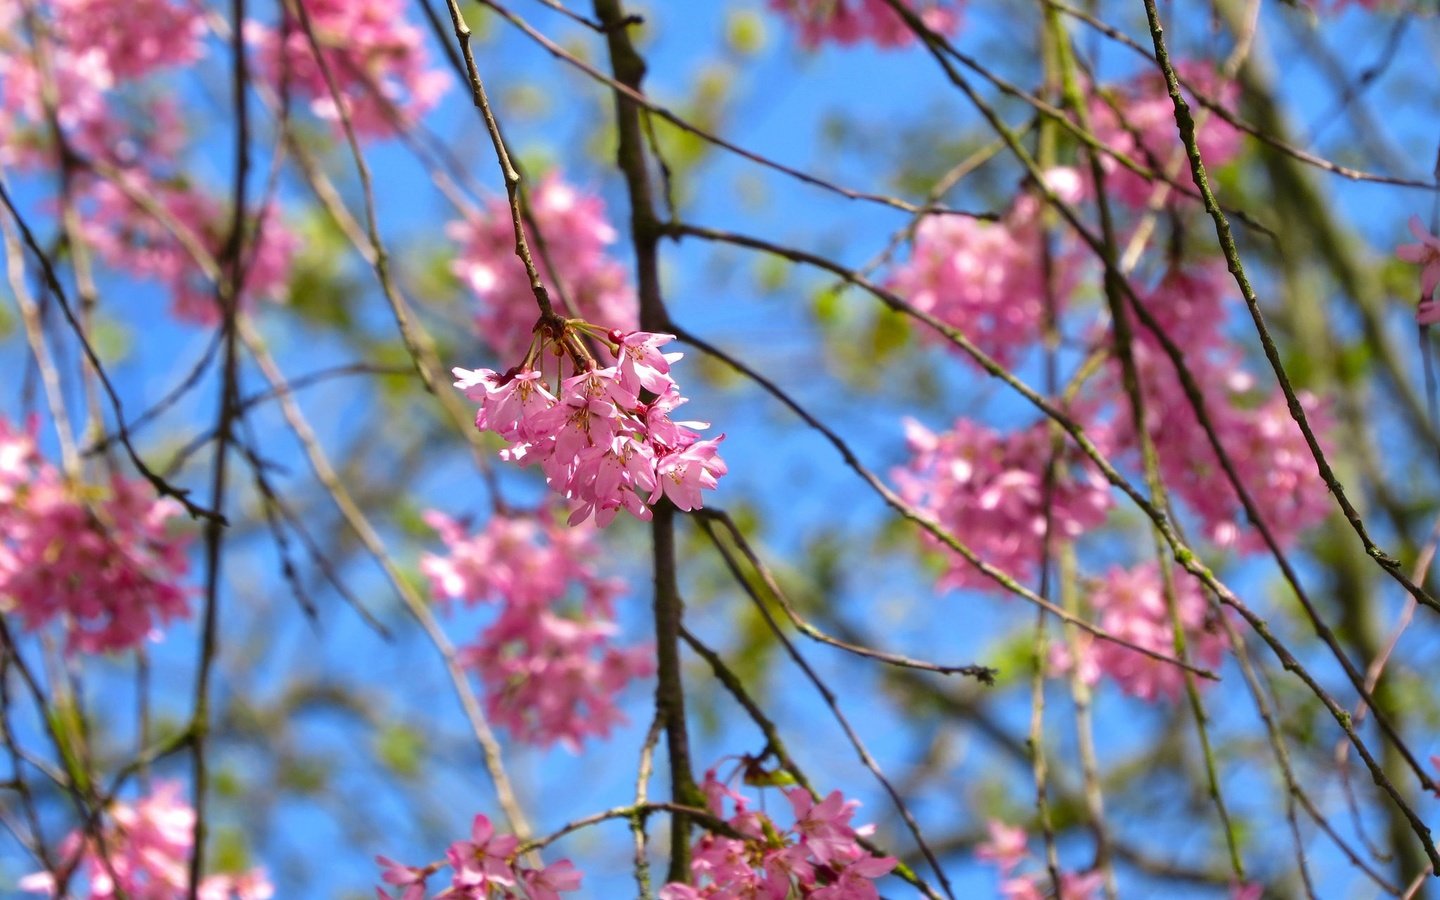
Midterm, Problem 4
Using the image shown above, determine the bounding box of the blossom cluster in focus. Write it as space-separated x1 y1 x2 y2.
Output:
455 325 726 527
659 768 897 899
377 814 580 900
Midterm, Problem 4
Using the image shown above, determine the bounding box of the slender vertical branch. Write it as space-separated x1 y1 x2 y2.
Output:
589 2 699 883
188 0 250 892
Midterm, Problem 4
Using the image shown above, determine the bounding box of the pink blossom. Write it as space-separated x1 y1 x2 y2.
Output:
521 859 583 900
661 768 895 898
1057 563 1228 702
0 419 193 654
614 329 685 394
1110 264 1332 551
1398 215 1440 303
80 174 296 324
244 0 449 137
449 174 637 360
975 820 1028 874
1088 62 1243 208
421 510 653 748
769 0 961 48
375 856 429 900
894 417 1111 593
20 782 270 898
447 814 520 891
653 437 729 513
888 173 1085 365
376 818 580 900
453 326 726 527
0 46 113 169
53 0 205 80
999 870 1102 900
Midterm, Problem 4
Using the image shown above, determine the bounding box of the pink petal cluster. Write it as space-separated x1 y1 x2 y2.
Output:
894 417 1111 592
1051 563 1228 702
658 769 896 899
20 781 272 898
455 329 727 527
0 418 191 655
1398 215 1440 323
79 173 296 325
0 2 199 170
53 0 206 81
887 169 1085 365
1087 62 1243 208
421 509 654 749
1112 263 1332 550
376 813 581 900
768 0 961 48
0 43 114 169
244 0 449 137
972 819 1100 899
448 174 638 361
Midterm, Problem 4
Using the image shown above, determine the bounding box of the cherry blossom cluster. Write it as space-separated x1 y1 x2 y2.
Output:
0 0 201 170
1111 263 1332 551
768 0 961 48
20 781 272 898
658 769 896 899
51 0 206 80
455 322 727 527
449 174 638 361
0 2 296 325
894 417 1112 592
1087 63 1243 209
887 168 1085 364
0 418 191 655
1050 563 1228 702
244 0 449 137
376 813 581 899
420 509 653 748
79 174 297 325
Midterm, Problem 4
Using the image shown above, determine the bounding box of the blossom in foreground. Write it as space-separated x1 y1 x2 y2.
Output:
455 324 726 526
245 0 450 137
20 782 271 898
0 418 192 654
375 814 580 899
1052 563 1228 702
449 174 637 360
769 0 961 48
894 417 1111 593
421 510 653 748
658 769 895 898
